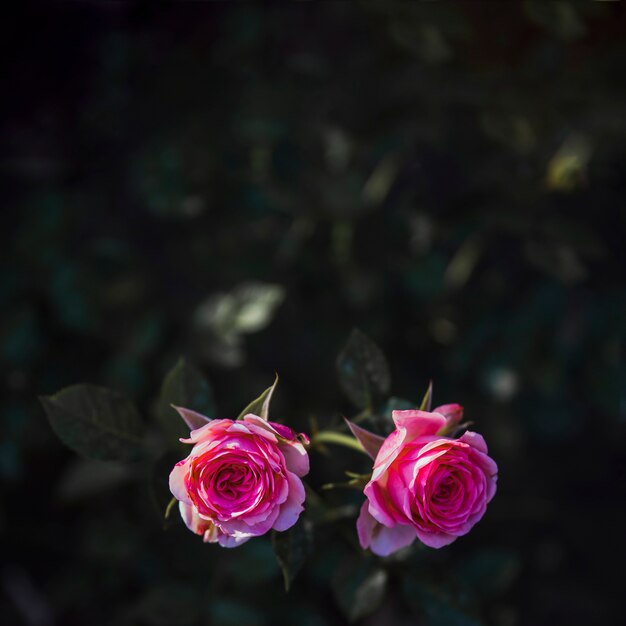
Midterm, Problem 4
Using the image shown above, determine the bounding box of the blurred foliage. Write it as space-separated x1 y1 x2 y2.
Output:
1 1 625 625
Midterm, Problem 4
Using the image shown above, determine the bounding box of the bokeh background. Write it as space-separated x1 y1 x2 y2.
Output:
1 2 625 625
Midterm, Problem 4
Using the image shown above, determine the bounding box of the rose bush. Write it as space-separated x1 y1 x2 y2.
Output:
356 407 497 556
169 410 309 547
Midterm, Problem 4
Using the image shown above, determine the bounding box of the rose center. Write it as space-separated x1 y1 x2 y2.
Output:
432 472 460 504
213 464 253 498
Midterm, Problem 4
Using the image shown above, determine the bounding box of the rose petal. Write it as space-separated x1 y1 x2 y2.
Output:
392 410 447 439
357 501 416 556
216 532 251 548
169 460 191 504
371 429 407 480
433 404 464 428
272 471 306 532
414 526 458 549
180 418 231 444
458 430 488 454
278 440 309 477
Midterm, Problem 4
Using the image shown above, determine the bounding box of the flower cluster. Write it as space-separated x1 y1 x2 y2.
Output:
168 390 497 556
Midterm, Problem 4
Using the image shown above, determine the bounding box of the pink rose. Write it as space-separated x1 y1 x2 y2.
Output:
356 407 497 556
169 411 309 548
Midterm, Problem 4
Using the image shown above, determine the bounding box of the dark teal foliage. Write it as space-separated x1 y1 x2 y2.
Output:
1 1 625 625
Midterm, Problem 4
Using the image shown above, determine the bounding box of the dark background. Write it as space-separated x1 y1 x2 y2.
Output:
1 2 625 625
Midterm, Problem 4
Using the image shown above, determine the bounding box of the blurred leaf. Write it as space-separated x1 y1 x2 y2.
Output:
194 282 285 336
546 134 592 192
194 282 285 368
444 236 483 290
155 358 214 446
236 373 279 420
337 330 391 409
272 517 313 591
456 549 521 597
525 0 586 41
41 384 144 461
56 458 132 502
229 282 285 333
362 153 400 206
402 578 484 626
380 396 416 419
333 559 388 622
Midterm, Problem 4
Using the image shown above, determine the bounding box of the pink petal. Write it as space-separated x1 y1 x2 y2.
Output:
433 403 464 428
272 471 306 532
414 527 458 549
364 480 401 527
179 501 203 534
458 430 488 454
357 501 416 556
371 429 407 479
392 410 447 439
180 418 230 444
279 440 309 477
169 460 191 504
216 533 251 548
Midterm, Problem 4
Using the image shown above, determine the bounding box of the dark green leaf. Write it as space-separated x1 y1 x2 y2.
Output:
271 517 313 591
333 558 388 622
236 373 279 420
155 358 214 445
336 329 391 409
41 384 144 461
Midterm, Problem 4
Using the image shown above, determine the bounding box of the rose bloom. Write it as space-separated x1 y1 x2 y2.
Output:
169 412 309 547
357 407 497 556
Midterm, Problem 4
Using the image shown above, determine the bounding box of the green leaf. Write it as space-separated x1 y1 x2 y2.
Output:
419 380 433 411
236 373 279 420
155 358 214 445
41 384 144 461
271 517 313 591
336 329 391 410
333 558 388 622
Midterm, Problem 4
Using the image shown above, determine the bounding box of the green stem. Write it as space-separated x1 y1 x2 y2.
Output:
311 430 366 454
